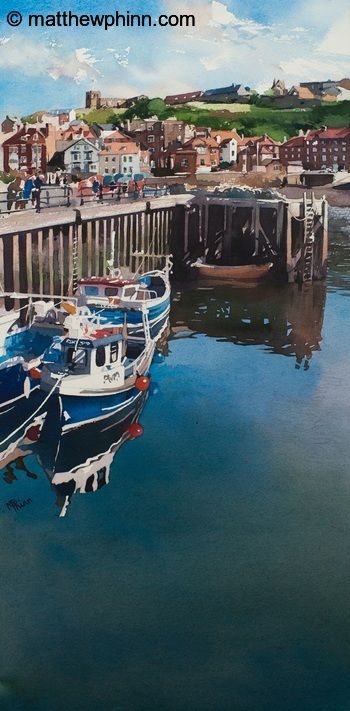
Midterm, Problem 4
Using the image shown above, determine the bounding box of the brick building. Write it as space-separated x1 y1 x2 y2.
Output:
128 118 185 165
238 135 280 172
280 128 350 171
2 124 56 174
1 115 21 133
171 137 220 174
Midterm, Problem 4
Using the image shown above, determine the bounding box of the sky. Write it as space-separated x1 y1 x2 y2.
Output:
0 0 349 115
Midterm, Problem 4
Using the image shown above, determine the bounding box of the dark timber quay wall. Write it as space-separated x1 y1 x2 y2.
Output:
0 193 328 306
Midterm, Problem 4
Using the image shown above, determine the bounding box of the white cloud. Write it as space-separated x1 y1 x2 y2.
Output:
107 46 130 68
1 0 350 112
0 37 100 84
318 15 350 57
280 56 350 81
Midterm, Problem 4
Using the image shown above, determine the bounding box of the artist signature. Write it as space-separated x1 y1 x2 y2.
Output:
104 372 120 384
6 498 32 512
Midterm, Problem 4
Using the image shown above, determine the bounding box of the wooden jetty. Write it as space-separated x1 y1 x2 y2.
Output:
0 192 328 304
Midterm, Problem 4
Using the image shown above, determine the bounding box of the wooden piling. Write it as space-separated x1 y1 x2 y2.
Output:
0 195 329 306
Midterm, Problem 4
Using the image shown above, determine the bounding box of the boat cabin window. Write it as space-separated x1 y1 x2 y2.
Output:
66 347 88 371
137 289 151 301
123 286 136 297
110 341 120 363
95 346 106 367
105 287 120 297
84 286 99 296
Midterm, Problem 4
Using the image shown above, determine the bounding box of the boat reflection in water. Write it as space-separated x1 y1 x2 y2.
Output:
0 323 171 515
0 389 148 516
171 282 326 370
38 389 148 516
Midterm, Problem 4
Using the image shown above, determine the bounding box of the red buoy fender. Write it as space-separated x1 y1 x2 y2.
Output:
29 367 42 380
135 376 150 392
128 423 144 438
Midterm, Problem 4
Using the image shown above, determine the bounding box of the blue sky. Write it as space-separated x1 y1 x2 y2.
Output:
0 0 349 115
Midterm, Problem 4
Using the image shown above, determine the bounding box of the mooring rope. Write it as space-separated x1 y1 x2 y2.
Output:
0 373 65 448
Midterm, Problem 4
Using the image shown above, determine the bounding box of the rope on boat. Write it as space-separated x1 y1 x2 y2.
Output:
286 205 315 222
0 374 65 448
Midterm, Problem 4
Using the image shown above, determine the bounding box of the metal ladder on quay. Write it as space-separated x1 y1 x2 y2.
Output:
302 194 315 283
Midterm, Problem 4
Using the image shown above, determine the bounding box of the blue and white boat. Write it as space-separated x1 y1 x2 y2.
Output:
0 295 75 414
76 258 171 342
40 304 161 431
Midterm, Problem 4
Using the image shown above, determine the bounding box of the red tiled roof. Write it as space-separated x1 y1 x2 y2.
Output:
307 128 350 139
282 136 305 148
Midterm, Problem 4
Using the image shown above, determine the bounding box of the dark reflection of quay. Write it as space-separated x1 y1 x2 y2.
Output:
171 282 326 370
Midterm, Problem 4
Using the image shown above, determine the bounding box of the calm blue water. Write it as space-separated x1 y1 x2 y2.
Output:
1 208 350 711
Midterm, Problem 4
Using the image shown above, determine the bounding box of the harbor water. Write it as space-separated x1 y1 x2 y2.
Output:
1 207 350 711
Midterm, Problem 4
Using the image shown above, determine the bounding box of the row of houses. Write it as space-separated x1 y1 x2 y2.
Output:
0 116 145 178
1 107 350 181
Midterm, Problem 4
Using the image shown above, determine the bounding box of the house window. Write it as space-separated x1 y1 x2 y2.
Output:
200 159 205 166
111 157 116 162
129 156 133 162
181 159 188 167
123 167 128 173
123 156 127 162
105 169 109 173
148 135 155 143
105 157 109 162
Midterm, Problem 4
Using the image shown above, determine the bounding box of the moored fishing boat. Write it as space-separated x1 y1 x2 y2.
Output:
192 261 274 284
0 295 76 413
76 258 171 342
40 303 161 431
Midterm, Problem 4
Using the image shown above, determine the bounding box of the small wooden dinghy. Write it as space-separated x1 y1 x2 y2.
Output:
193 261 274 284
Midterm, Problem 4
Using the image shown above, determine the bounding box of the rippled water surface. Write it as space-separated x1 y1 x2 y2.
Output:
1 207 350 711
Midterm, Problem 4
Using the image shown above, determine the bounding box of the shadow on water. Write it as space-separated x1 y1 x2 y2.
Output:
0 277 329 518
171 281 327 371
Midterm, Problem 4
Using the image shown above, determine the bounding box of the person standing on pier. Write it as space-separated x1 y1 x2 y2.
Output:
22 175 34 209
32 174 44 213
92 178 100 199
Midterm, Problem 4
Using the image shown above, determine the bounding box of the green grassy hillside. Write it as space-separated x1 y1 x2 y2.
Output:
77 98 350 141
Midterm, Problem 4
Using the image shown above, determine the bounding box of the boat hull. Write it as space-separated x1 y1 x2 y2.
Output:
0 361 39 413
89 298 170 340
194 263 273 284
59 387 145 431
